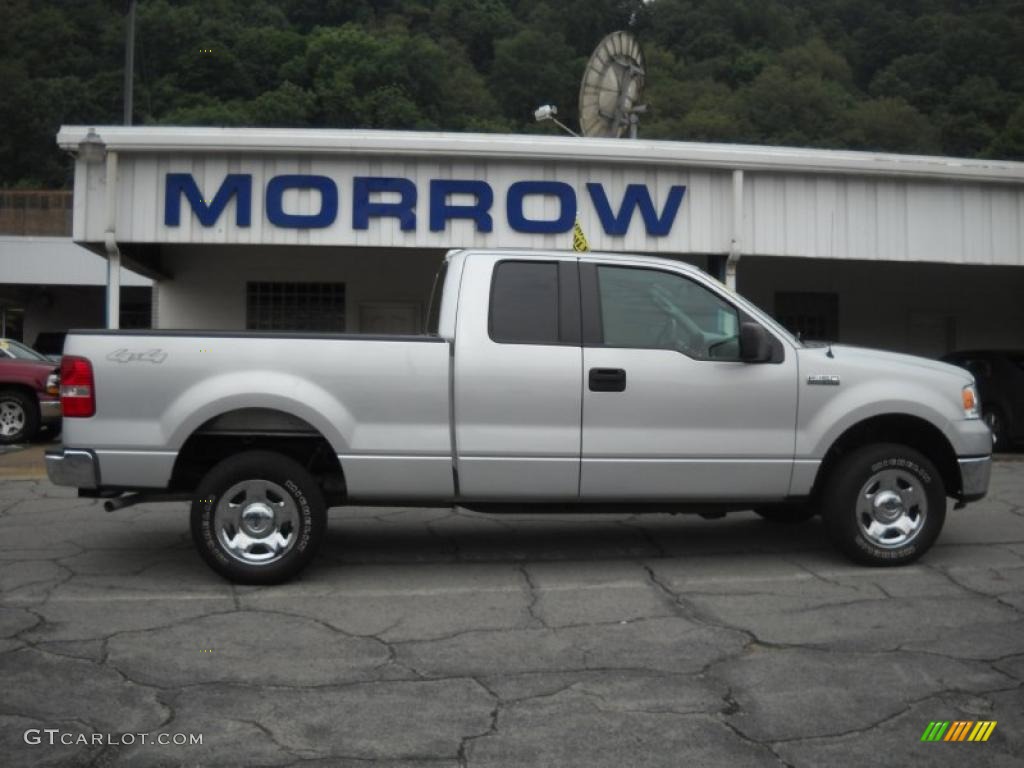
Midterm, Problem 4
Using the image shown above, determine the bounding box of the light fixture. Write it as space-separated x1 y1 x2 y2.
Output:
77 128 106 164
533 105 580 138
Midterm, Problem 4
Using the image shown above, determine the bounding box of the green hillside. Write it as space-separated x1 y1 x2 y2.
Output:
3 0 1022 187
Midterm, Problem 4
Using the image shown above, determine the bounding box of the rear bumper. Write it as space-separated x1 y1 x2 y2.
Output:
45 449 98 489
958 455 991 502
38 398 61 425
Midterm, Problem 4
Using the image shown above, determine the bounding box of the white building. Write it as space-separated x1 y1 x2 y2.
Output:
0 235 151 345
56 126 1024 356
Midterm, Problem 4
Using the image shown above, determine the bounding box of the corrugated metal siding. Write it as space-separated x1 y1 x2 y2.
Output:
73 150 1024 267
80 154 723 255
744 174 1023 265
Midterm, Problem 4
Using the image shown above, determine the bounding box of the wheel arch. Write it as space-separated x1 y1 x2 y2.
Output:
162 372 355 457
169 407 346 504
0 383 39 406
812 413 960 500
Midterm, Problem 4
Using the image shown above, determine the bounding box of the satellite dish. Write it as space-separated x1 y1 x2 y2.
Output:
579 31 646 139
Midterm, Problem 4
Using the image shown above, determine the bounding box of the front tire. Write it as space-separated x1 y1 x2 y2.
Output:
191 451 326 584
821 443 945 566
0 389 38 445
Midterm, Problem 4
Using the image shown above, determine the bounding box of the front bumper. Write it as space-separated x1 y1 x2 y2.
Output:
38 398 61 425
45 449 98 489
958 456 991 502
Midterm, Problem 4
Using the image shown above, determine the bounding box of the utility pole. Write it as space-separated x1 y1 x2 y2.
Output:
124 0 137 125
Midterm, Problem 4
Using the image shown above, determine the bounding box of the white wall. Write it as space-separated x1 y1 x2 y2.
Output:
0 236 151 286
70 144 1024 267
156 245 443 331
738 256 1024 356
744 174 1024 265
79 154 708 255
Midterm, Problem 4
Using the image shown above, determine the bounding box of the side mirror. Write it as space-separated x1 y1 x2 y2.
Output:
739 322 773 363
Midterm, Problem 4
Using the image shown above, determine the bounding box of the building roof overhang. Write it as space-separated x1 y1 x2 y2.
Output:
57 126 1024 185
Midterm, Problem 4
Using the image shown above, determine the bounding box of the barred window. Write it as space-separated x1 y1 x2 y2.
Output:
246 282 346 332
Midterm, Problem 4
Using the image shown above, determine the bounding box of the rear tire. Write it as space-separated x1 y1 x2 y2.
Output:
753 503 817 523
821 443 945 566
0 389 38 445
191 450 326 584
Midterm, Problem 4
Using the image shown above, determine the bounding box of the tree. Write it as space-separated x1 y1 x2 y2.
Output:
429 0 519 71
489 28 580 128
987 103 1024 161
248 82 318 127
739 64 852 147
3 0 1024 188
842 97 940 154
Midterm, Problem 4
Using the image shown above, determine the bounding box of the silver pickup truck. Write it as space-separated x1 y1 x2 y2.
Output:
47 249 992 583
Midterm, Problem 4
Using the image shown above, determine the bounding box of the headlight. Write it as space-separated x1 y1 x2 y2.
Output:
961 384 980 419
45 373 60 396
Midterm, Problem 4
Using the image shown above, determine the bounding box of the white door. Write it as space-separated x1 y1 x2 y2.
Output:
453 255 582 500
580 263 798 500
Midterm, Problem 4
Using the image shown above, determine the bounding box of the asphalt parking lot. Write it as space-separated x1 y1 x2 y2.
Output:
1 457 1022 767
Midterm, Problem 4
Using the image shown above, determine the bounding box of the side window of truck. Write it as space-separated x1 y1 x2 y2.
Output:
596 266 741 360
489 261 561 344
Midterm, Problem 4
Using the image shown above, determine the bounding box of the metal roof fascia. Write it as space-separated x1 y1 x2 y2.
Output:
55 126 1024 184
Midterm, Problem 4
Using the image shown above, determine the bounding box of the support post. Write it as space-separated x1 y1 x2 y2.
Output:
726 169 744 290
104 151 121 329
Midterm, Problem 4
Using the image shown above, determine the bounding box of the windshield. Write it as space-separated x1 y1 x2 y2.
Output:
0 339 49 361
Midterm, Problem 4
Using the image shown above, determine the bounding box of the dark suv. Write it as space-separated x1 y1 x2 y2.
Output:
942 350 1024 448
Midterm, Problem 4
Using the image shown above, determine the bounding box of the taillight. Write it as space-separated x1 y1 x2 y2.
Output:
60 356 95 417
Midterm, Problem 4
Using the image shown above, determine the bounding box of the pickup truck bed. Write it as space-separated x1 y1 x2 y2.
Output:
51 330 454 500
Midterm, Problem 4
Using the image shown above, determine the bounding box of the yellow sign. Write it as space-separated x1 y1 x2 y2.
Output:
572 217 590 252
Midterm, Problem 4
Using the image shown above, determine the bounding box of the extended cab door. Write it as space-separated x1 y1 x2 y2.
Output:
579 261 798 500
453 254 582 500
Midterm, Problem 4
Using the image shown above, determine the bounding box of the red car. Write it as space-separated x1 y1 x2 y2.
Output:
0 339 61 444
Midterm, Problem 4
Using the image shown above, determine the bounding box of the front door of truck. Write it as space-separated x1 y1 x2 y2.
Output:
579 261 798 500
453 255 582 500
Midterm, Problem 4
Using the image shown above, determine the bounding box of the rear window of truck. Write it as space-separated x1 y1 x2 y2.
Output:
489 261 560 344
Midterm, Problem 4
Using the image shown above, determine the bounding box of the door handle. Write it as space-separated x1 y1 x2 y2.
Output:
589 367 626 392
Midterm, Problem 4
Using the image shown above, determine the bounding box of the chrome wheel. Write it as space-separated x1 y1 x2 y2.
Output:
856 468 927 549
0 399 26 438
213 479 300 565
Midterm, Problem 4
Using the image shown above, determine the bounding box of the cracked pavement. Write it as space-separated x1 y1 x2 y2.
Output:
1 461 1023 766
